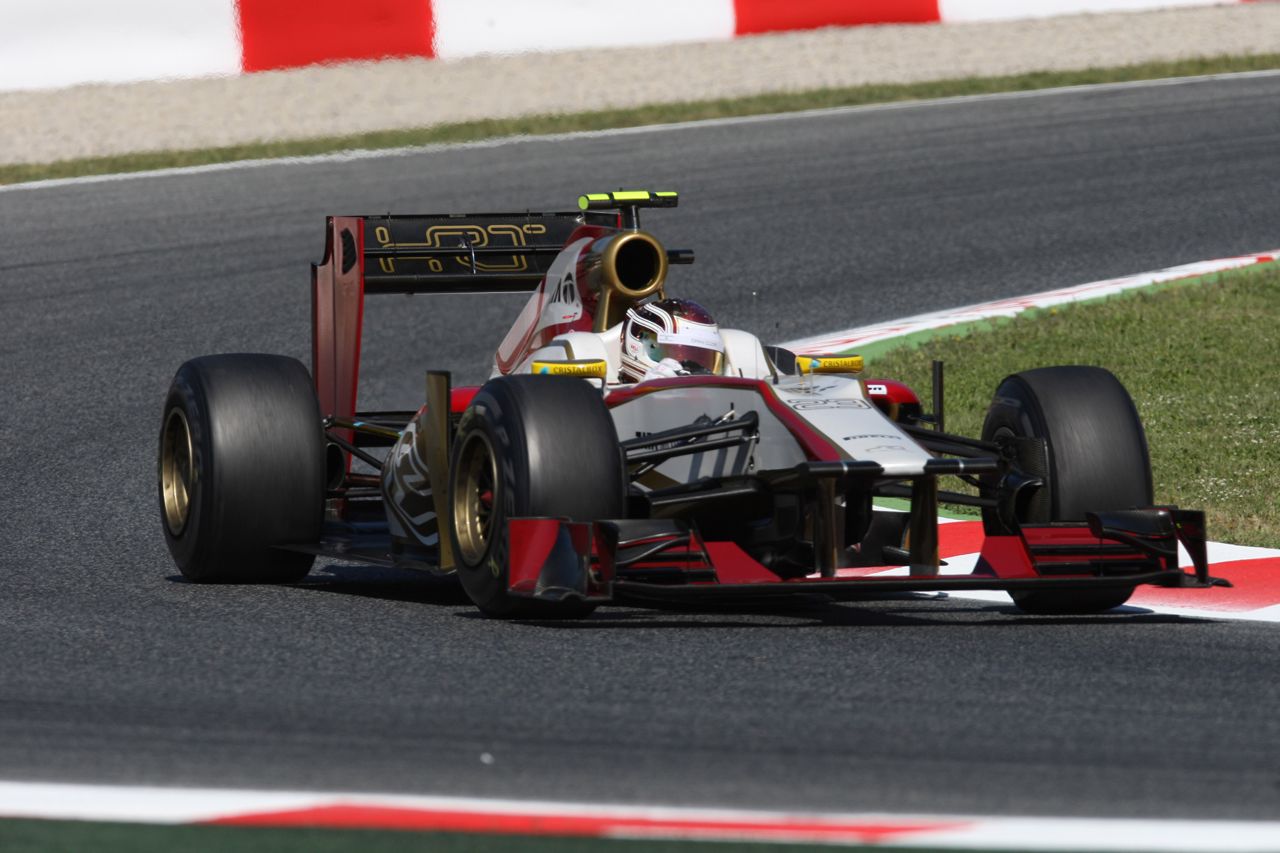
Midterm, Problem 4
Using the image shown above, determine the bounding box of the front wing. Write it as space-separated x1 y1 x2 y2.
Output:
505 507 1225 606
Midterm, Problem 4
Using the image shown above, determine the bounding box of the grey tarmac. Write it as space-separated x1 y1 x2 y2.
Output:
0 74 1278 818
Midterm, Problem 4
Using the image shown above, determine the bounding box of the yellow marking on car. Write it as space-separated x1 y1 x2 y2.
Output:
578 193 612 210
578 191 680 209
798 355 865 375
531 359 609 378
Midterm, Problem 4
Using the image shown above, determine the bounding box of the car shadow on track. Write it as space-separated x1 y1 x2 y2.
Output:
286 562 475 606
233 567 1211 629
465 598 1209 630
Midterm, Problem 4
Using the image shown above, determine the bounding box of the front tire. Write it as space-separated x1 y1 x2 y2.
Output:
159 354 324 583
448 375 625 618
982 366 1151 614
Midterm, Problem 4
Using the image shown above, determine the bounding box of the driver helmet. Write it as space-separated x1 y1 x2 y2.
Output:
620 298 725 382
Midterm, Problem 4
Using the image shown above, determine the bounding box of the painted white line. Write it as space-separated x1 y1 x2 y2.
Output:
853 560 1280 624
781 250 1278 353
915 573 1280 624
4 68 1280 194
3 780 1280 850
0 780 969 827
1200 539 1280 564
0 781 318 824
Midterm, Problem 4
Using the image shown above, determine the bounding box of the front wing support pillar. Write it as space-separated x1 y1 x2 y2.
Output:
421 370 456 572
908 476 940 576
814 478 843 578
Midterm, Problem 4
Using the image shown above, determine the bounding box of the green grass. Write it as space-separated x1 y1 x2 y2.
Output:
3 52 1278 186
861 262 1280 548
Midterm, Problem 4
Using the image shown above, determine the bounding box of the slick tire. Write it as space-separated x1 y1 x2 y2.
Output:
981 366 1152 615
448 375 625 619
159 354 324 583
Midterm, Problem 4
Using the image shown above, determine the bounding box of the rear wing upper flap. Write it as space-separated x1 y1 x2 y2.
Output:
317 210 618 296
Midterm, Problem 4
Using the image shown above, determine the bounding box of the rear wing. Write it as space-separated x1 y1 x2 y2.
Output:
312 210 616 430
320 210 616 296
312 192 684 436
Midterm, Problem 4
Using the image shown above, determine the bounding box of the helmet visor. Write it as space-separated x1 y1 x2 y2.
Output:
651 342 722 375
650 326 724 375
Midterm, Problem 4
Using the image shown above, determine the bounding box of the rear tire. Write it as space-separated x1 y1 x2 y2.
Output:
159 354 324 583
982 366 1151 614
448 375 625 618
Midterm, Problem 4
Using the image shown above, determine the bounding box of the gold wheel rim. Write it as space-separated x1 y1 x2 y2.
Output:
161 408 195 536
452 431 498 566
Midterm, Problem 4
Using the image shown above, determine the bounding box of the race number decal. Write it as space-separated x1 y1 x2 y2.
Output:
788 398 872 411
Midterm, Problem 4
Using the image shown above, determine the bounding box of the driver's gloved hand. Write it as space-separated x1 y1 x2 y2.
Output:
641 357 687 381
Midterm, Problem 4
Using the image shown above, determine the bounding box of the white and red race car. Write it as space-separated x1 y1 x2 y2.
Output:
158 191 1224 618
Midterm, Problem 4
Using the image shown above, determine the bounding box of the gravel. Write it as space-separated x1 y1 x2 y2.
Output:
4 4 1279 166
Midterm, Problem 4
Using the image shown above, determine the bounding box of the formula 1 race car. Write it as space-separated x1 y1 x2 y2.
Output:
158 190 1223 618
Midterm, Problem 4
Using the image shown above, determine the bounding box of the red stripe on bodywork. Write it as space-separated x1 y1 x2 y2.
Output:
450 387 479 414
864 378 920 406
238 0 435 73
733 0 940 35
704 542 783 583
207 803 964 842
973 535 1039 579
1131 556 1280 612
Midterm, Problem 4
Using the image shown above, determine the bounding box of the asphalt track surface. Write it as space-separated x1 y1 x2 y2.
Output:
2 74 1279 820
